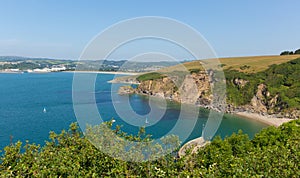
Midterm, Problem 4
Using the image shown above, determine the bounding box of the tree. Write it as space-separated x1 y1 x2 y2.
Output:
294 49 300 55
280 51 293 55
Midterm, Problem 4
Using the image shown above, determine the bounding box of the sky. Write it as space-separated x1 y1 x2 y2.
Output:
0 0 299 60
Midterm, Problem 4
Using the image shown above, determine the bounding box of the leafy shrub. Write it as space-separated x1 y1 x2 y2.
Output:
1 120 299 177
189 69 201 74
239 65 251 70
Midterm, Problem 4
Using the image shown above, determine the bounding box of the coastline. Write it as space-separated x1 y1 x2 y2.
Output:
4 69 293 127
0 70 141 75
234 112 293 127
63 70 140 75
117 83 295 127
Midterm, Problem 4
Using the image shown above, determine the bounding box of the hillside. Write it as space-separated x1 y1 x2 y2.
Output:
158 54 300 74
117 55 300 119
0 56 179 72
114 55 300 82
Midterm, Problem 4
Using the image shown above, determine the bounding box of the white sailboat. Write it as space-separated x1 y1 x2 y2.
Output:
145 117 149 124
43 107 47 113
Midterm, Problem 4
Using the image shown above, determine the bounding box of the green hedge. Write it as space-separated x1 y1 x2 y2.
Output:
1 120 299 177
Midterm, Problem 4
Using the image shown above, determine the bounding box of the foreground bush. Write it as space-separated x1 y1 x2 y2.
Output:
1 120 299 177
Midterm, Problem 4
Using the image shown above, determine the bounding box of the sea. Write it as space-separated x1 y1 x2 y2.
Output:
0 72 268 150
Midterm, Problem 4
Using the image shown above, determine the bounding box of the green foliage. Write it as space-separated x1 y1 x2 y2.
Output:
264 58 300 109
280 48 300 55
225 70 259 105
225 57 300 110
0 62 40 70
219 63 227 67
136 72 164 82
1 120 299 177
239 65 251 70
189 68 200 74
280 51 294 55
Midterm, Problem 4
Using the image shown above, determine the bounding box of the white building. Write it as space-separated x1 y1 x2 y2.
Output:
33 68 51 73
50 66 66 72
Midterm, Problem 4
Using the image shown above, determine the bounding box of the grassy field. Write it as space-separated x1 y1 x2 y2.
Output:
218 55 300 73
117 55 300 82
173 55 300 73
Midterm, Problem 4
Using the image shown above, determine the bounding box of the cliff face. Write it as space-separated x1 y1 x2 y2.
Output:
119 72 299 119
250 84 268 113
136 77 177 99
248 84 299 119
135 72 212 105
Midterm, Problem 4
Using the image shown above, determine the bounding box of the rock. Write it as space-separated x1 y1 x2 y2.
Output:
233 78 249 88
268 94 279 107
178 137 209 158
251 96 267 113
135 72 212 106
289 109 300 119
250 84 268 113
118 86 135 95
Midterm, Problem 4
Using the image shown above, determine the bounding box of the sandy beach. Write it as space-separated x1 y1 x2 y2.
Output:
234 112 294 127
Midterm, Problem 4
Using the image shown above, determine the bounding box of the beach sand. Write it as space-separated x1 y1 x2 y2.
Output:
234 112 293 127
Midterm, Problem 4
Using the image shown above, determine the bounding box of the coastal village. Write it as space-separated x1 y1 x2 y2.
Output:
0 57 178 73
1 65 67 73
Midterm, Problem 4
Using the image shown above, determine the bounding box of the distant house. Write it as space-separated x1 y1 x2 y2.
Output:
32 66 66 73
33 68 51 73
50 66 66 72
9 69 20 72
4 69 20 73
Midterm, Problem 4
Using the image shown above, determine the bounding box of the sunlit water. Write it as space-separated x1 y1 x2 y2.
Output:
0 72 267 150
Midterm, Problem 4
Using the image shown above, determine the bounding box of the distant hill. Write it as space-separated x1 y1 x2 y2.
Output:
0 56 179 72
0 56 58 61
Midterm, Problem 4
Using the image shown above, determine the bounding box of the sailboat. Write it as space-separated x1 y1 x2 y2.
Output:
43 107 47 113
145 117 149 124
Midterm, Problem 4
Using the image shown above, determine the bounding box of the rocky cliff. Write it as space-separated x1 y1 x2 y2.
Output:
118 72 299 119
135 71 212 105
248 83 299 119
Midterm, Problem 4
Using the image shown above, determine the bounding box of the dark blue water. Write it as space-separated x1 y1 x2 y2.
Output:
0 73 267 150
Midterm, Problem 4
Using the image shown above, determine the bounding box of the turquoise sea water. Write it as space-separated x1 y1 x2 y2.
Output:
0 72 267 150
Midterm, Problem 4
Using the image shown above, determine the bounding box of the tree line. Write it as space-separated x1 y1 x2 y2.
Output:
280 49 300 55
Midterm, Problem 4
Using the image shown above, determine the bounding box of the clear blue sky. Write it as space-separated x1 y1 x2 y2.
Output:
0 0 299 59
